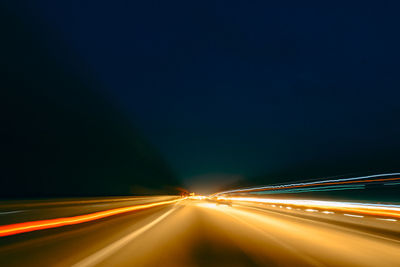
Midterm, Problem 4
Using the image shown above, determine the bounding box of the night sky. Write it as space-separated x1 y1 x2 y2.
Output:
3 1 400 195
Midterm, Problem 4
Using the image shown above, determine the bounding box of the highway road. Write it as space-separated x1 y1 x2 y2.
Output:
0 197 400 267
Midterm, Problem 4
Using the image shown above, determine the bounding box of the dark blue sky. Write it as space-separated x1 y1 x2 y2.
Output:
6 1 400 191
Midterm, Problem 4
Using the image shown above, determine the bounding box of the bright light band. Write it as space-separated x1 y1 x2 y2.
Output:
214 173 400 195
219 196 400 219
0 198 183 237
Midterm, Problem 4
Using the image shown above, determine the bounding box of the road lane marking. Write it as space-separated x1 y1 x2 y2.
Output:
376 218 397 222
343 214 364 218
305 209 318 212
0 210 25 215
72 207 177 267
322 211 334 214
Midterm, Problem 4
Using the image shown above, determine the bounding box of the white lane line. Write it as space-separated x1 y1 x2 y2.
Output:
321 211 334 214
286 207 292 210
343 214 364 218
376 218 397 222
0 210 25 215
72 207 177 267
305 209 318 212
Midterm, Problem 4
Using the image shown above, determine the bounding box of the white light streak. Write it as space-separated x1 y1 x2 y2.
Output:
305 209 318 212
215 173 400 195
343 214 364 218
322 211 334 214
376 218 397 222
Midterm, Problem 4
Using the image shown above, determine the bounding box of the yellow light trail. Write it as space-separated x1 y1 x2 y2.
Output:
219 197 400 219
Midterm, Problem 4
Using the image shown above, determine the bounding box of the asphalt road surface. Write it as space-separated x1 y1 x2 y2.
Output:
0 197 399 267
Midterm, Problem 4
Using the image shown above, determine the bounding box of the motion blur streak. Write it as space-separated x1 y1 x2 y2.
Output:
219 197 400 219
72 208 177 267
0 198 183 237
215 173 400 195
0 197 156 209
196 202 400 267
1 198 400 266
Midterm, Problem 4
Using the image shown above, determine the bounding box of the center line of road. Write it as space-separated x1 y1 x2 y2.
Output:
72 207 177 267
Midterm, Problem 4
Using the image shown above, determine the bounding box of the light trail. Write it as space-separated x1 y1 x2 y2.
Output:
214 173 400 195
0 198 183 237
1 198 400 266
251 184 365 195
0 196 159 209
217 196 400 219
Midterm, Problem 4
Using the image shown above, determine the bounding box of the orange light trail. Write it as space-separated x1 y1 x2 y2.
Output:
0 198 183 237
220 197 400 219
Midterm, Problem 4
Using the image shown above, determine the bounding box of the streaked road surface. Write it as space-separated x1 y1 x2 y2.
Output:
0 197 399 266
